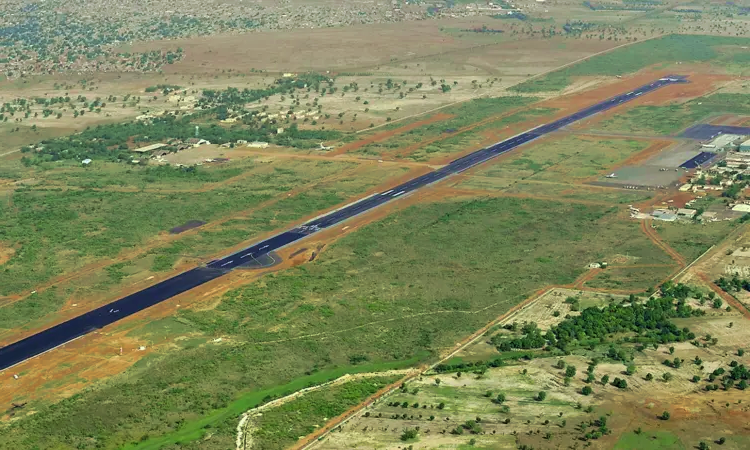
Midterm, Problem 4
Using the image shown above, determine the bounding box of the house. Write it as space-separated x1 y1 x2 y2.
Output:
81 159 92 165
676 208 697 218
277 128 285 134
248 141 269 148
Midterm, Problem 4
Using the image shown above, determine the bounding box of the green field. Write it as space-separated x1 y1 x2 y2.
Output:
456 135 655 204
510 35 750 92
352 96 540 158
0 162 408 335
655 220 738 262
0 195 683 449
585 265 676 291
407 107 556 161
614 430 686 449
592 92 750 135
248 376 399 450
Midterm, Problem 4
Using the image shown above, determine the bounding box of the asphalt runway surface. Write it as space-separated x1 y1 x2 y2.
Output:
680 124 750 140
680 151 718 169
0 75 688 372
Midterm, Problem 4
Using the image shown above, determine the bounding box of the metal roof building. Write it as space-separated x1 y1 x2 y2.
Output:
132 143 168 153
740 138 750 153
707 134 743 151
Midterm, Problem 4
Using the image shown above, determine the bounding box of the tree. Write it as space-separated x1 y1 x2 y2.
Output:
669 346 675 355
713 298 723 309
663 372 673 382
536 391 547 401
739 349 745 357
400 428 418 441
438 402 445 409
645 373 654 381
626 364 636 375
600 375 609 385
698 441 709 450
660 411 670 420
581 385 593 396
556 360 566 369
496 393 506 404
565 365 577 378
718 437 726 445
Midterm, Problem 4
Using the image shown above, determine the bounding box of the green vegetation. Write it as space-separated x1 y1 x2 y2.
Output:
0 196 677 449
0 159 350 298
511 35 750 92
656 221 737 261
492 291 702 352
614 430 685 449
250 376 399 450
353 97 541 157
594 93 750 135
407 107 556 161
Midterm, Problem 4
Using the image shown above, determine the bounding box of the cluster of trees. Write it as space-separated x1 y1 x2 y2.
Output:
199 73 330 109
21 112 340 165
715 274 750 293
433 356 506 374
493 289 702 352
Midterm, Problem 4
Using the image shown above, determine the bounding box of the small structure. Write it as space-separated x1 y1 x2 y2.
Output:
652 209 678 222
81 158 92 165
676 208 697 218
186 138 210 147
132 143 167 154
277 127 285 134
707 134 743 151
740 138 750 152
732 204 750 213
248 141 269 148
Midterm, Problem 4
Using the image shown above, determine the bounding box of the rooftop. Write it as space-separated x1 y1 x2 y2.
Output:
132 143 167 153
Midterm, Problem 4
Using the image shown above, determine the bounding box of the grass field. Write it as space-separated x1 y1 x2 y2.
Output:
592 93 750 135
469 136 649 182
0 159 354 297
585 265 676 291
351 97 540 158
510 35 750 92
248 375 400 450
614 431 686 450
0 196 680 449
456 135 655 204
655 220 738 263
406 107 556 162
0 162 407 335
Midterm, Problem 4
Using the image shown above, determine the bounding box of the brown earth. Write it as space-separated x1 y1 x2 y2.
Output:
126 22 618 75
0 242 13 266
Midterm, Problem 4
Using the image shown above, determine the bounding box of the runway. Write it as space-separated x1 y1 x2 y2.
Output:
0 75 688 371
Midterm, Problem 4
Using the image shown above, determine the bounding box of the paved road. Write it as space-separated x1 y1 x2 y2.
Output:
0 75 688 372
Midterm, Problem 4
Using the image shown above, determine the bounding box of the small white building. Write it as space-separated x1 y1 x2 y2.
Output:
247 141 269 148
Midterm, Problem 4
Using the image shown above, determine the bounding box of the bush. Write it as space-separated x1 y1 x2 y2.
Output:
401 428 418 441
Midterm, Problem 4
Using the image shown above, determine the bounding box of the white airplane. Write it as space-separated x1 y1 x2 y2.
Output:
606 173 617 178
